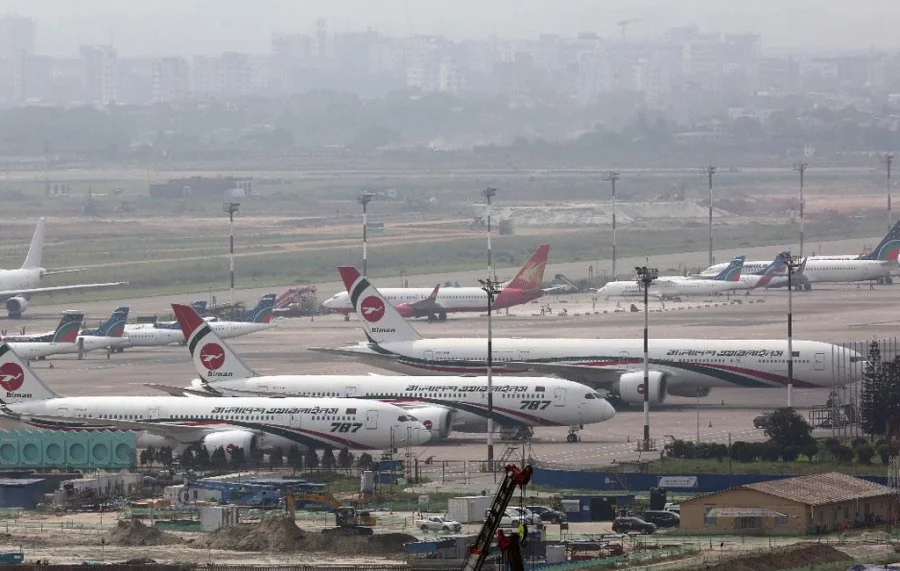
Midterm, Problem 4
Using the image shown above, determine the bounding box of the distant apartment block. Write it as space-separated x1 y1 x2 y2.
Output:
151 57 189 103
80 45 118 104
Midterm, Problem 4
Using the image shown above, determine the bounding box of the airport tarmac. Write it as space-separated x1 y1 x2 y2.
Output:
4 280 887 487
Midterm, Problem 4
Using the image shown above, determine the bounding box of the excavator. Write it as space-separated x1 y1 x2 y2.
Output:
284 490 377 536
461 464 533 571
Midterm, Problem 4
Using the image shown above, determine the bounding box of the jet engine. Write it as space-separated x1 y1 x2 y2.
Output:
404 406 453 440
666 385 711 398
615 371 667 405
6 296 28 317
202 430 258 456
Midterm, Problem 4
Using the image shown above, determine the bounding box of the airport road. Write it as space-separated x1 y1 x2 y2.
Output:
9 281 887 488
14 231 895 321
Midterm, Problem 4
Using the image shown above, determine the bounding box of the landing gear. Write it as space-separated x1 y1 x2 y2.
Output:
887 277 894 285
803 283 812 291
438 312 447 321
344 314 350 322
566 427 580 443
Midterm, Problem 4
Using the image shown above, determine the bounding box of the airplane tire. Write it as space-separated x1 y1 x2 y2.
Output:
887 277 894 285
438 312 447 321
803 283 812 291
8 313 21 319
566 433 577 443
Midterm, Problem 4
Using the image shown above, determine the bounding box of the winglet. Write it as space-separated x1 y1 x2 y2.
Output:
172 303 256 380
427 284 440 302
21 218 45 270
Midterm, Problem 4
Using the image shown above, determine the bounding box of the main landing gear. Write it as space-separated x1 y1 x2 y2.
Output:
426 312 448 323
567 425 583 443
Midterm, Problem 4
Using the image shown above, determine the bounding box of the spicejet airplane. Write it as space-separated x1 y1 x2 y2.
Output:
598 256 745 300
0 218 127 318
0 343 429 454
322 244 552 321
121 295 275 349
700 221 900 289
312 266 861 407
147 303 616 442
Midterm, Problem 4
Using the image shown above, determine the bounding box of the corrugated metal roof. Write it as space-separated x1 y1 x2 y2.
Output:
743 472 892 506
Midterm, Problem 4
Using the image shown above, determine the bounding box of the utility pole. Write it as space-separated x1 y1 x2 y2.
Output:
603 172 619 279
884 153 895 230
482 187 497 275
636 266 658 451
785 255 804 408
703 164 717 268
793 162 807 257
222 202 240 318
357 192 375 275
479 277 501 473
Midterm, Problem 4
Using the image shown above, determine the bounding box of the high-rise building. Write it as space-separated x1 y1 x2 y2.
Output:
0 15 34 59
80 45 118 104
151 57 189 103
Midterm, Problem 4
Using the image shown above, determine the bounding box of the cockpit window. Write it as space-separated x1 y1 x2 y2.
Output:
585 393 596 400
407 415 419 421
398 415 410 422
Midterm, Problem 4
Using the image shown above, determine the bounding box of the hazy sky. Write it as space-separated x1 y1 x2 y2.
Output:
1 0 896 56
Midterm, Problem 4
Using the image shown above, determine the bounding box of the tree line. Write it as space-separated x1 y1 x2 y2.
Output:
138 444 374 473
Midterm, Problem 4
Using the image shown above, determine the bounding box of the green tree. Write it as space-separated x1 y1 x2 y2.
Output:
287 445 303 470
178 448 195 469
155 446 173 468
831 444 854 464
765 408 815 450
861 341 887 435
144 445 156 468
338 448 353 470
196 445 211 469
211 446 227 469
855 442 875 465
230 446 245 468
269 447 284 469
305 448 320 469
358 452 374 471
321 447 336 470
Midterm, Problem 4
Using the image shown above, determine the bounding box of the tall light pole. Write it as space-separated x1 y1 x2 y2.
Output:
222 202 240 317
358 192 375 276
785 255 804 408
883 153 894 230
479 277 501 471
793 162 807 257
704 164 717 268
603 172 619 279
482 187 497 276
636 266 658 450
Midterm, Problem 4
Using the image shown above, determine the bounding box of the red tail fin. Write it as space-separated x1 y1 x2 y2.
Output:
503 245 550 291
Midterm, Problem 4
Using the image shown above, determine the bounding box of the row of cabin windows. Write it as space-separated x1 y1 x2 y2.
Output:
675 358 812 365
89 413 356 422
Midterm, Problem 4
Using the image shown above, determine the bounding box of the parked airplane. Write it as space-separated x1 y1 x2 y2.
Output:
0 218 127 318
0 343 429 454
598 256 745 300
77 306 131 355
312 266 861 407
700 222 900 289
148 303 616 441
121 295 275 349
4 311 83 361
322 244 552 320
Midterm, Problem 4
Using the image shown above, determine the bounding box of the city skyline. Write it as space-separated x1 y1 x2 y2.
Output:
1 0 899 56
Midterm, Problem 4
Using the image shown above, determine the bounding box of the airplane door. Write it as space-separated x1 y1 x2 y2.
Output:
365 410 378 430
346 386 357 397
424 350 434 361
814 353 826 371
56 408 68 416
149 408 160 420
554 388 566 407
517 350 530 361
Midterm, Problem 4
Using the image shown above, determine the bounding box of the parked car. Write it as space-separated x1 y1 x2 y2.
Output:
642 510 680 528
416 515 462 533
506 507 541 526
486 508 538 528
754 412 775 429
664 502 680 515
612 517 657 535
525 505 567 524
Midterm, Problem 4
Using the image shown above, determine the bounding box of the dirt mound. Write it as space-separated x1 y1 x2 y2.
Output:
708 542 851 571
199 514 414 556
104 519 181 547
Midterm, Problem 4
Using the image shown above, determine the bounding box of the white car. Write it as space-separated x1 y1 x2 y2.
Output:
416 515 462 533
487 508 540 528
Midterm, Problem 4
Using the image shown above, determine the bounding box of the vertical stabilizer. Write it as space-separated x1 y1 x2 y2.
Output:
173 303 257 380
0 343 59 403
502 245 550 291
713 256 744 281
21 218 45 270
339 266 422 344
84 307 129 337
52 311 84 343
859 220 900 261
239 294 276 323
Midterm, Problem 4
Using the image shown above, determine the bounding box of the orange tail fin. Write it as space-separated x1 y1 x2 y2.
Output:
504 245 550 291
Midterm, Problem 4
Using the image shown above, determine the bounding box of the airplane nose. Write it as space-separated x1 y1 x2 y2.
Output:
591 399 617 423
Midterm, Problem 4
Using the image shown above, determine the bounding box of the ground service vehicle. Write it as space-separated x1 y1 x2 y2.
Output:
525 505 567 524
416 515 462 532
642 510 680 528
612 517 657 535
754 412 775 429
286 491 376 536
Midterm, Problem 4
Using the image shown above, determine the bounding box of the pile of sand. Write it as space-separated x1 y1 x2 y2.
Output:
708 542 851 571
198 514 414 556
104 519 181 547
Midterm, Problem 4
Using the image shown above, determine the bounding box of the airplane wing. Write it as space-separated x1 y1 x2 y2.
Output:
408 284 441 312
308 346 394 359
0 405 227 444
0 282 128 298
144 384 219 398
511 362 625 389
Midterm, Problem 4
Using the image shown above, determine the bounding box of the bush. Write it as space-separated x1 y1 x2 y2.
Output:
665 439 696 459
856 442 875 465
800 440 819 461
781 445 801 462
851 437 869 449
877 442 890 465
759 442 781 462
831 444 855 464
824 437 841 454
729 441 757 463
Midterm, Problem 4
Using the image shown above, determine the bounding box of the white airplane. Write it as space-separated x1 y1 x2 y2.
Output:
311 266 862 407
700 222 900 289
0 343 429 454
147 303 616 442
121 295 276 349
323 245 553 321
5 311 83 360
598 256 745 300
0 218 127 318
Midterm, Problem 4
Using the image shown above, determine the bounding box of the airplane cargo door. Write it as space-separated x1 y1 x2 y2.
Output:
56 408 68 416
814 353 826 371
149 408 160 420
346 386 358 397
365 410 378 430
554 388 566 407
424 350 434 361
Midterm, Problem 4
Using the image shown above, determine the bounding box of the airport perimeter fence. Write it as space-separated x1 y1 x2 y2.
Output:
0 566 459 571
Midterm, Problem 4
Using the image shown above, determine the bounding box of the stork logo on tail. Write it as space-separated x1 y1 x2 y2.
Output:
360 296 386 323
0 363 25 392
200 343 226 371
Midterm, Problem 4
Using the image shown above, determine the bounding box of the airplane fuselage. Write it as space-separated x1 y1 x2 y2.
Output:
703 259 892 285
599 278 739 299
324 287 542 317
122 321 273 348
